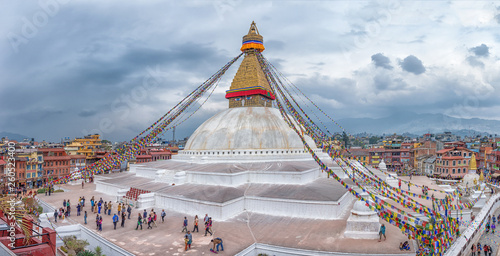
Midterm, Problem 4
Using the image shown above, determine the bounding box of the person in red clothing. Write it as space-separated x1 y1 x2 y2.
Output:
398 179 401 189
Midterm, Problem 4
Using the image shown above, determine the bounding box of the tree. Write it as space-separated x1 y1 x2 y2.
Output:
369 136 380 144
342 132 350 149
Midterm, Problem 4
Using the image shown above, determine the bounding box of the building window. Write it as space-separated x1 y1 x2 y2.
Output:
453 161 456 166
452 169 455 174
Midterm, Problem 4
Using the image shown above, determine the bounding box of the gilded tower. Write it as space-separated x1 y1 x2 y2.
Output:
225 22 275 108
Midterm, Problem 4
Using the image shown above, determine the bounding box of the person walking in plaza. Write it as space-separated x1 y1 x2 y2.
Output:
76 203 81 216
63 199 66 208
82 180 84 189
208 218 213 234
143 209 148 224
84 211 87 224
483 244 488 256
81 196 85 207
98 216 103 231
185 231 192 251
108 201 112 215
136 213 143 230
113 213 119 230
492 223 496 234
182 217 188 233
127 205 132 219
53 209 58 223
161 209 166 223
121 211 126 227
153 212 158 227
204 214 209 224
117 203 122 216
398 179 401 190
67 204 71 217
96 214 100 230
147 214 153 229
471 244 476 256
91 198 95 213
205 221 212 236
378 224 386 242
192 215 199 232
98 201 102 214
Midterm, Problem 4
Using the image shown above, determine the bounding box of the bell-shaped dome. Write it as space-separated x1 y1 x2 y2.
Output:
184 107 317 151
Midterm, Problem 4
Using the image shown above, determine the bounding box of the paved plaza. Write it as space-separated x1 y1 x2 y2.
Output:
38 173 416 255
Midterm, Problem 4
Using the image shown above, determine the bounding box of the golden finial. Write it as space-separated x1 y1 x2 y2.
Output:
241 21 265 52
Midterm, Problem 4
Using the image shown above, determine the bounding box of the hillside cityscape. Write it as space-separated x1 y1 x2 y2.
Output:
2 129 500 190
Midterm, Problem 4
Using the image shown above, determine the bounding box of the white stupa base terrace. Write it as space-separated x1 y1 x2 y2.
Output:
95 153 355 221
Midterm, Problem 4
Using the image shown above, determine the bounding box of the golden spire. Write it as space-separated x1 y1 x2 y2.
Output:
225 22 274 108
469 153 477 171
479 170 484 182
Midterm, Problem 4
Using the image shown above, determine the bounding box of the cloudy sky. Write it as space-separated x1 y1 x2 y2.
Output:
1 1 500 142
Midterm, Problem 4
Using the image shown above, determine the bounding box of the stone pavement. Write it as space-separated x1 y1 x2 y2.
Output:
471 207 500 256
37 178 415 255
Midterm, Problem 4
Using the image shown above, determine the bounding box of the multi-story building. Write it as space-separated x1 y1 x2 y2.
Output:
64 141 82 155
74 134 102 157
70 154 86 173
400 143 412 168
0 158 6 193
348 148 370 166
14 149 44 188
368 148 384 167
423 156 436 176
435 147 476 179
39 148 71 183
486 150 500 173
133 148 173 164
478 146 493 171
409 141 436 169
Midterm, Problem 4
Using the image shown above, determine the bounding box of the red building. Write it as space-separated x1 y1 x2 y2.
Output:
368 148 385 167
486 150 500 174
39 148 71 183
135 148 172 163
435 147 475 179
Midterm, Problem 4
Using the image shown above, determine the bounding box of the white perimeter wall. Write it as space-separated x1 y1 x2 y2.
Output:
152 191 354 221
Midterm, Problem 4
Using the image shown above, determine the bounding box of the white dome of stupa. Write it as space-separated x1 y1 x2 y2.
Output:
184 107 318 151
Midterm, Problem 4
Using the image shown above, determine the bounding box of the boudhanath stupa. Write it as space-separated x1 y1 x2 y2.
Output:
94 22 418 255
96 21 352 222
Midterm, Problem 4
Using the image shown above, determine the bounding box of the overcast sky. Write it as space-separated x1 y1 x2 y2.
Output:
1 1 500 142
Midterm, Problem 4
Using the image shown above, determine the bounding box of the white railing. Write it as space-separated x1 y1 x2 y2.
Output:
444 193 500 256
235 243 415 256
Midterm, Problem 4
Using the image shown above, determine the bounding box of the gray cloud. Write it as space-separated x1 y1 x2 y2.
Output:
79 109 98 117
469 44 489 57
0 1 499 141
371 53 393 70
399 55 426 75
466 56 484 68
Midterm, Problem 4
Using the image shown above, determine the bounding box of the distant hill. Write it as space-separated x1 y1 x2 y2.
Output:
337 112 500 136
0 131 31 142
